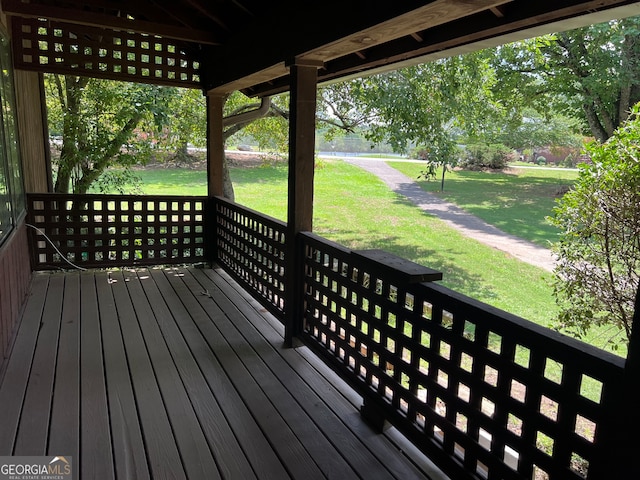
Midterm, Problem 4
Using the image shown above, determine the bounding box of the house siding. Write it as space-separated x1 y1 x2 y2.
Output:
0 221 31 374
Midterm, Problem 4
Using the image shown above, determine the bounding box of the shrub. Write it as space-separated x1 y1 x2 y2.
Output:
549 103 640 348
412 147 429 160
460 143 514 170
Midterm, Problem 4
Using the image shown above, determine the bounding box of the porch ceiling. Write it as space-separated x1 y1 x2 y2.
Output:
2 0 640 96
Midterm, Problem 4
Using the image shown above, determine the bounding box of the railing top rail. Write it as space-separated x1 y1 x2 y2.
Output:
28 192 207 201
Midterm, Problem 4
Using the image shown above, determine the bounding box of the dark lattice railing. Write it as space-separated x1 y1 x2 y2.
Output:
23 193 632 479
26 193 207 269
214 196 287 320
300 231 624 480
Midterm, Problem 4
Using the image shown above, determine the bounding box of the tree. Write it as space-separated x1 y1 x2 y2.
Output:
319 51 501 190
489 108 583 162
45 74 293 197
225 93 289 153
549 103 640 348
492 16 640 142
45 74 177 194
218 93 289 199
161 90 291 200
164 87 207 164
320 53 510 193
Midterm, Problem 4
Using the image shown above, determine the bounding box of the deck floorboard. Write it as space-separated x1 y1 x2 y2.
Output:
0 266 441 480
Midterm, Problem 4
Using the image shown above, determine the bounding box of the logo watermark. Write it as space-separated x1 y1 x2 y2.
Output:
0 456 72 480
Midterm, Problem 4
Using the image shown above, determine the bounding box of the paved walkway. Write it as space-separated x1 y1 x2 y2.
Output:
343 157 556 272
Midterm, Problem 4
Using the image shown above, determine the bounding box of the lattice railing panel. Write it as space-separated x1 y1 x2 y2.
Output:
11 17 201 88
214 196 287 321
300 231 624 480
27 193 207 269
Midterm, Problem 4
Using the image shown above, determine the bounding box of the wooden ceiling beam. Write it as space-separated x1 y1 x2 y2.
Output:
231 0 640 97
4 0 639 96
295 0 513 64
148 0 200 30
205 0 511 92
1 0 220 44
182 0 231 31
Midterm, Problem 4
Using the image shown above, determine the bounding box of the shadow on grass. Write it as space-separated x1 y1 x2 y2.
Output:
313 219 499 304
230 164 288 186
391 164 574 247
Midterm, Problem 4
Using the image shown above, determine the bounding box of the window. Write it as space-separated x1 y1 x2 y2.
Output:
0 27 25 245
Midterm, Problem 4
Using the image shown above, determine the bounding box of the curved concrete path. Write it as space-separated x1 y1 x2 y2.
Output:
343 157 556 272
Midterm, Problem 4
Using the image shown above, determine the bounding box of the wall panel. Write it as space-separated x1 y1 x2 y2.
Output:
0 221 32 374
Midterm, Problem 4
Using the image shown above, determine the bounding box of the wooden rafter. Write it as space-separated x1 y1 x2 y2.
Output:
205 0 514 92
1 0 220 44
490 6 506 18
182 0 231 32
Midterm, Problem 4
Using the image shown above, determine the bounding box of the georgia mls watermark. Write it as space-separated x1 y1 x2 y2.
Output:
0 456 72 480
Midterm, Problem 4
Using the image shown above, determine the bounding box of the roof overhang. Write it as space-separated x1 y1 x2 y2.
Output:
2 0 639 96
215 0 640 97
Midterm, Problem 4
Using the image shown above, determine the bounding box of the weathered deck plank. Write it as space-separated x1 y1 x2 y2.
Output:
78 271 115 480
48 272 80 460
96 270 150 480
143 268 264 480
124 270 220 480
0 273 49 454
206 267 435 479
188 267 399 480
162 268 328 480
0 266 438 480
13 274 64 455
109 270 188 479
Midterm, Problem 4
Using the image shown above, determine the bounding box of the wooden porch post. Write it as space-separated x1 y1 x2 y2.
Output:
206 93 225 264
206 93 225 198
15 71 51 193
284 59 322 346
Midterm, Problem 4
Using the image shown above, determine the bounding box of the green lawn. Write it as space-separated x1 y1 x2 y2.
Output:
388 162 579 247
128 168 209 196
313 161 559 325
126 160 621 354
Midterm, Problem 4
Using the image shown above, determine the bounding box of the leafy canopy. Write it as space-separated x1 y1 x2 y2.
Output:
46 74 179 194
491 16 640 142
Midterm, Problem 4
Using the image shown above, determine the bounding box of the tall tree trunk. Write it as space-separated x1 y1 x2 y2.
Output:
73 114 143 194
583 103 609 143
173 142 192 164
222 157 235 201
54 75 90 193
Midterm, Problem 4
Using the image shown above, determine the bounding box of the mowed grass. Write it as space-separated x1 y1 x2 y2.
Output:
388 162 579 247
129 168 209 196
129 160 621 354
133 162 557 321
313 161 557 325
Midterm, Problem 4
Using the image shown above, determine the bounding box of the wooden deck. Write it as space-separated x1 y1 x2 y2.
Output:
0 265 443 480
